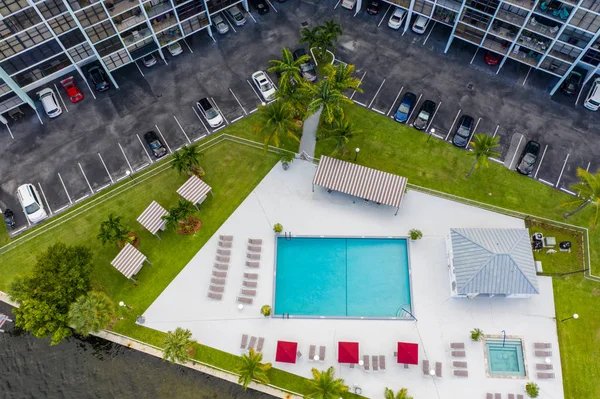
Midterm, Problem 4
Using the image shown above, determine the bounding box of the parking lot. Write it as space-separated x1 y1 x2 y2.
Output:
1 0 599 234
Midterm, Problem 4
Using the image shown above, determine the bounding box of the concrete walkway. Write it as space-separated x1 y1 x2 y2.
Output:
299 108 321 157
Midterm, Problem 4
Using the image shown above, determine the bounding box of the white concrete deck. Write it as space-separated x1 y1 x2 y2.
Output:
143 160 563 399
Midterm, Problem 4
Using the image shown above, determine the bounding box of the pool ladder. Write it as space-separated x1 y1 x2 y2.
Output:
284 232 292 241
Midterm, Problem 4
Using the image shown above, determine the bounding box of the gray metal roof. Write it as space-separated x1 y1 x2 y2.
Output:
450 228 539 296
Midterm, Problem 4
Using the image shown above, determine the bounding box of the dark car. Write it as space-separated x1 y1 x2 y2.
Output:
516 140 541 175
250 0 269 14
366 0 380 14
413 100 436 130
394 92 417 123
293 48 317 82
452 115 474 147
143 131 167 158
88 66 109 92
561 71 583 96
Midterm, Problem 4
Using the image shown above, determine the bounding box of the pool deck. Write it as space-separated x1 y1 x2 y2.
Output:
143 160 564 399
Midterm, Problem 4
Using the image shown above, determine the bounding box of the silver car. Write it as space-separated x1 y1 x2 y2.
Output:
212 14 229 34
226 5 246 26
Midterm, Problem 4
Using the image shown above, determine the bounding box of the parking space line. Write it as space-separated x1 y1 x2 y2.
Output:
408 93 423 125
538 178 554 187
492 124 500 137
556 153 570 187
427 101 442 131
223 13 237 32
53 83 69 113
58 172 72 204
55 204 68 213
247 79 264 103
136 163 149 171
78 162 94 194
75 194 89 203
98 153 114 183
387 86 404 116
154 125 173 153
248 10 258 22
533 144 548 179
135 61 145 77
354 100 367 107
445 109 462 140
334 0 342 9
211 97 229 124
182 38 193 53
489 157 503 164
231 115 244 123
136 134 154 163
249 108 258 114
522 67 532 86
12 226 27 234
4 124 13 139
173 115 192 143
372 108 386 115
194 134 207 142
209 33 216 43
561 187 576 195
229 88 248 115
118 142 135 172
192 106 211 135
213 125 226 133
378 4 392 27
265 0 278 12
586 161 591 172
423 22 437 46
96 183 110 192
350 71 367 100
37 182 53 215
368 79 386 108
508 134 523 170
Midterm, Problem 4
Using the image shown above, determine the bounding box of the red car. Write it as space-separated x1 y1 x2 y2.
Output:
60 76 84 103
484 51 500 66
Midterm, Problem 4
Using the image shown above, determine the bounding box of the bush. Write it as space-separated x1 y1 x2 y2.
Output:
273 223 283 233
470 328 484 342
525 382 540 398
409 229 423 240
261 305 272 317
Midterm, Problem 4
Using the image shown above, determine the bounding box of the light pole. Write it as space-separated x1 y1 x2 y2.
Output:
354 147 360 162
427 128 435 142
119 301 132 310
125 170 133 180
560 313 579 322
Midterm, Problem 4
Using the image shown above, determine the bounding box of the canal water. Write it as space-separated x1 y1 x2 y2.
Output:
0 303 273 399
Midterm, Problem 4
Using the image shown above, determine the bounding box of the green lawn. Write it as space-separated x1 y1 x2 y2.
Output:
316 104 600 399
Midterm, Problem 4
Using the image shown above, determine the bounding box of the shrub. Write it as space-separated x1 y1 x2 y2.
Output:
470 328 484 342
525 382 539 398
261 305 272 317
409 229 423 240
273 223 283 233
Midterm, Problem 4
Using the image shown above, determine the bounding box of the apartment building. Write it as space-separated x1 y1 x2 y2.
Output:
0 0 247 120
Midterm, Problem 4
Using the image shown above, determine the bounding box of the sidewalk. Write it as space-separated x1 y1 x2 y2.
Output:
299 108 321 158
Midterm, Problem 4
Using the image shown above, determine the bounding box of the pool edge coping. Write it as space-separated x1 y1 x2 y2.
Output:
482 334 529 380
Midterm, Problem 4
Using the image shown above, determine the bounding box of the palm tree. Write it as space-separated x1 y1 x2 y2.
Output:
465 133 501 178
320 114 360 156
306 366 348 399
384 387 414 399
304 78 352 124
325 63 363 93
163 199 196 230
68 292 115 336
563 168 600 224
268 47 310 91
252 101 299 150
322 19 343 43
97 213 129 247
237 348 272 389
163 327 196 364
300 26 321 52
171 145 203 176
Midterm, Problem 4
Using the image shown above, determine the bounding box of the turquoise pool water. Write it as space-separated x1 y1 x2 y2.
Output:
486 339 526 377
274 237 412 318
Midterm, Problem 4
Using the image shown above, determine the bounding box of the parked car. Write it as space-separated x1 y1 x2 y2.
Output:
366 0 380 14
293 48 317 82
412 15 429 34
212 14 230 34
413 100 436 130
37 88 62 118
196 97 224 128
143 131 167 158
584 78 600 111
561 70 583 96
394 92 417 123
167 41 183 56
17 183 47 224
250 0 269 14
142 53 157 67
341 0 357 9
516 140 541 176
252 71 276 101
226 5 246 26
452 115 474 147
484 51 500 66
388 7 407 29
88 66 109 92
60 76 84 103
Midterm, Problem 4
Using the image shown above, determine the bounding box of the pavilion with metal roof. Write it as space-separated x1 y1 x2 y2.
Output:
110 243 151 280
177 175 213 210
137 201 168 238
447 228 539 298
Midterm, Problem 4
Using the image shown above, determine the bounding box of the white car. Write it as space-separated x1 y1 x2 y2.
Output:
341 0 357 9
37 88 62 118
412 15 429 34
196 98 224 128
388 8 407 29
584 78 600 111
142 53 157 67
17 184 48 224
226 5 246 26
252 71 276 102
167 41 183 56
212 14 229 34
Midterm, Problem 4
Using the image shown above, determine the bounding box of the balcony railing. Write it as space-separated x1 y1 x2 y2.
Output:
482 37 510 54
517 33 550 52
494 9 526 26
526 16 560 38
122 27 152 45
502 0 534 11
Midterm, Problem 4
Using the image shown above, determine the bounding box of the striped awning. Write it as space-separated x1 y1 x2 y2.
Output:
110 243 147 279
137 201 168 235
177 175 212 205
313 156 408 210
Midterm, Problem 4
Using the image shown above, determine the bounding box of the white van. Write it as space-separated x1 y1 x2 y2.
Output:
584 78 600 111
412 15 429 34
341 0 357 9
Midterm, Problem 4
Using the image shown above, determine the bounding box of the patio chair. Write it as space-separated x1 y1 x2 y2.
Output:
212 270 227 278
218 240 232 248
422 360 430 375
240 334 248 349
207 292 222 300
452 361 467 368
241 289 256 296
508 395 514 399
247 245 262 253
537 372 555 379
244 272 258 280
349 364 354 369
535 350 552 357
243 280 257 288
215 255 230 263
297 350 303 359
435 362 442 377
379 355 386 371
450 342 465 349
248 336 257 350
543 237 556 248
209 285 224 293
246 261 260 268
257 337 264 352
220 235 233 241
453 370 468 377
248 253 261 260
534 342 552 349
363 355 370 371
486 394 493 399
248 238 263 245
319 346 325 361
308 345 316 360
211 277 226 285
404 363 409 369
536 364 553 370
495 394 501 399
451 351 466 357
217 249 231 256
237 296 253 304
517 395 524 399
214 263 229 271
372 356 379 372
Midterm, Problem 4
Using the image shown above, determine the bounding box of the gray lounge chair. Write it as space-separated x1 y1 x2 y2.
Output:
248 238 263 245
495 394 501 399
211 277 226 285
422 360 430 375
247 245 262 253
486 394 493 399
308 345 316 360
453 369 468 377
218 240 232 248
248 336 257 350
297 350 302 359
241 289 256 296
209 285 224 293
535 350 552 357
537 372 555 379
349 364 354 369
257 337 264 352
363 355 370 371
451 351 466 357
217 249 231 256
247 253 261 260
517 395 524 399
246 261 260 268
237 296 253 304
240 334 248 349
220 235 233 241
243 280 257 288
244 272 258 280
435 362 442 377
372 356 379 372
212 270 227 278
452 361 467 368
215 256 230 263
214 263 228 271
508 395 514 399
319 346 325 361
379 355 386 371
404 363 409 369
207 292 222 300
536 363 553 370
534 342 552 349
450 342 465 349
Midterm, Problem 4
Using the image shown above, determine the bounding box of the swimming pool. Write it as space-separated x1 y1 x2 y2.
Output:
485 338 527 378
273 236 412 318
